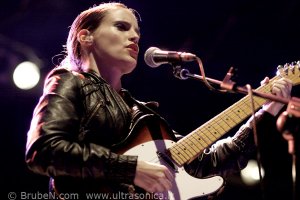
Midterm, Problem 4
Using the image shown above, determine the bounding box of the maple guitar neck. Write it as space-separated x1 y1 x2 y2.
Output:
167 75 281 166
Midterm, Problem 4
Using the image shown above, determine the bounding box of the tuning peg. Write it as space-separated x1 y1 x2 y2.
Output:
277 64 284 69
277 64 285 76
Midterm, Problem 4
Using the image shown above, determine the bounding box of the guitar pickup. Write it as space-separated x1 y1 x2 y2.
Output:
156 151 178 173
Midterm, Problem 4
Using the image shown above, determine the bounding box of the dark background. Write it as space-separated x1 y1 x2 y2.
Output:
1 0 299 199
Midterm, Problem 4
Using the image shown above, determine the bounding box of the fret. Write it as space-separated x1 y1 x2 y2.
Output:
180 139 199 155
188 134 206 151
205 120 227 136
168 145 186 164
175 140 193 158
202 126 219 140
190 132 208 149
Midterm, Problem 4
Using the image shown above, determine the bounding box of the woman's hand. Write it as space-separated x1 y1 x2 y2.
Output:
261 77 293 116
134 160 174 193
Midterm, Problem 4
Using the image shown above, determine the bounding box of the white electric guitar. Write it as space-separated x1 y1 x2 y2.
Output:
115 64 300 200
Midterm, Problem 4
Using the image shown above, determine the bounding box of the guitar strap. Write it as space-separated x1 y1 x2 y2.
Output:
121 88 177 141
144 115 165 140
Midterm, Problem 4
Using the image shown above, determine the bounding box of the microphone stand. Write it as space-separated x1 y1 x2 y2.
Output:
172 65 289 104
173 64 299 200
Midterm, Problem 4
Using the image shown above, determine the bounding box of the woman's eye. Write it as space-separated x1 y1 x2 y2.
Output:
115 23 129 31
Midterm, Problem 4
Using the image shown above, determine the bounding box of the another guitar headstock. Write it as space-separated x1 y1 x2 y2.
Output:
277 61 300 86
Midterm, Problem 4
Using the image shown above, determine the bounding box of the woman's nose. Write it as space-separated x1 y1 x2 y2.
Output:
129 30 140 44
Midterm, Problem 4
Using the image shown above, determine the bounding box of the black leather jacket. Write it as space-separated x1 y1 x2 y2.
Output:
25 67 276 195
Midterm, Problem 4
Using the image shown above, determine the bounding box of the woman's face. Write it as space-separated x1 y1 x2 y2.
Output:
91 8 140 74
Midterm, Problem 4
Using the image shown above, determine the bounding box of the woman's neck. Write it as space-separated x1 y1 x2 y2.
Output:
81 58 122 92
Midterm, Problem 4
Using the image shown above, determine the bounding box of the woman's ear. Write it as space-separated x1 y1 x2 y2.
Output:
77 29 94 46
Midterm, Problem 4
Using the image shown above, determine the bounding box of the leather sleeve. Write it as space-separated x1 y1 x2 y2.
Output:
185 109 276 178
25 70 137 184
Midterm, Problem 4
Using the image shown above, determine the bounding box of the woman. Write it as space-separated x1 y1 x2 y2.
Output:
25 2 292 199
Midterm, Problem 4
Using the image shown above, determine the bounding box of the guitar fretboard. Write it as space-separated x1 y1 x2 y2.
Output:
167 76 278 166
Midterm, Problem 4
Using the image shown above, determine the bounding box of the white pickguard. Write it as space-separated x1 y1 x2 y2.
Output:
124 139 224 200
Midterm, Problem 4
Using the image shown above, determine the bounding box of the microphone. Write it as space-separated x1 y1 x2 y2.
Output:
144 47 197 68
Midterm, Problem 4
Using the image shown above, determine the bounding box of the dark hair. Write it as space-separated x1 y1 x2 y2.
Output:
60 2 138 70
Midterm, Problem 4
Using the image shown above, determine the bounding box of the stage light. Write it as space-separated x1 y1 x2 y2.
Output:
240 159 265 186
13 61 40 90
0 34 43 91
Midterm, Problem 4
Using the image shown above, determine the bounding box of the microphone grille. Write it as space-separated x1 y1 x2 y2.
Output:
144 47 160 68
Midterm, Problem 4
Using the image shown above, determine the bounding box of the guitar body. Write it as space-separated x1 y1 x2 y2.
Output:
114 117 224 200
124 139 224 200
